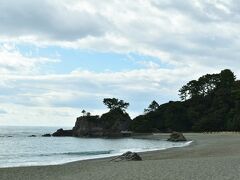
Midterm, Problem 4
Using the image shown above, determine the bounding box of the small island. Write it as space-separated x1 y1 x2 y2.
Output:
51 98 132 137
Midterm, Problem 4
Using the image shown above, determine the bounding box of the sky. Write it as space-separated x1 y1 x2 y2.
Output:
0 0 240 126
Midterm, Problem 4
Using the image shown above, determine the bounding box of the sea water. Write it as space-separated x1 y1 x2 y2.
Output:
0 126 191 167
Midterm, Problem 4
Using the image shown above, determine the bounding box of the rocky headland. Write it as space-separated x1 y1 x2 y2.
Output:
52 108 132 138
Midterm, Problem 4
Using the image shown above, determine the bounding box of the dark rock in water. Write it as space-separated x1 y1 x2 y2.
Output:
28 135 36 137
7 136 13 137
111 151 142 161
73 109 132 137
42 134 51 137
167 131 187 142
52 129 73 137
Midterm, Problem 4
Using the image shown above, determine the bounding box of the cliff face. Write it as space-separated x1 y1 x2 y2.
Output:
72 116 104 137
72 109 132 137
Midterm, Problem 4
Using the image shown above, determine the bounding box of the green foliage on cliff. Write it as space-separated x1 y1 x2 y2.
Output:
130 69 240 132
144 100 159 113
101 108 131 130
103 98 129 112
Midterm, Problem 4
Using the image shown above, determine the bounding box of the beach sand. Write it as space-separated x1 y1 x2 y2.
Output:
1 133 240 180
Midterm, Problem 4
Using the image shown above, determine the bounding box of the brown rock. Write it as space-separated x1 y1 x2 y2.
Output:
52 129 73 137
168 131 187 142
111 151 142 161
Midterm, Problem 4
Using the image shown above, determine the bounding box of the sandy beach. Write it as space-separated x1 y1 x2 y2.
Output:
1 133 240 180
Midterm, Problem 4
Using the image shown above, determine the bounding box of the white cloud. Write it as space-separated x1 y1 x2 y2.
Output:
0 59 221 123
0 0 239 69
0 103 78 127
0 0 240 125
0 47 238 126
0 43 59 75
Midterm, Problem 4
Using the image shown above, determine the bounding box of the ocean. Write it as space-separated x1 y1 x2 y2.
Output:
0 126 191 168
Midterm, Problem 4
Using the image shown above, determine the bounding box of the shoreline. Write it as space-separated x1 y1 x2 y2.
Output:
0 133 192 168
1 133 240 179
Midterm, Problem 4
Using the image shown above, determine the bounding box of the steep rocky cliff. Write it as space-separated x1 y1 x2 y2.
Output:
72 115 103 137
72 109 131 137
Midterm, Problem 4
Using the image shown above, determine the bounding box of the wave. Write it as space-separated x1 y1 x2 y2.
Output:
0 140 193 168
39 150 113 157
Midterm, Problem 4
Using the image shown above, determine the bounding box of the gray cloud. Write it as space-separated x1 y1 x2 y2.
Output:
1 0 240 70
0 0 109 40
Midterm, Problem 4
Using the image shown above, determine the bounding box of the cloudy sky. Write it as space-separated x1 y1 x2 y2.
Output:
0 0 239 126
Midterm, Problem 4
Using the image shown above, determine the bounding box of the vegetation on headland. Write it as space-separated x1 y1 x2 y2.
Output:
80 98 131 123
70 69 240 136
69 98 131 137
130 69 240 132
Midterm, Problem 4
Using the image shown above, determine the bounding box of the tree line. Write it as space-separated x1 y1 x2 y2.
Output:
179 69 235 100
81 69 240 132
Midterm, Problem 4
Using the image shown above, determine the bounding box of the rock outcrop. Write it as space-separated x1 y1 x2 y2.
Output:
28 135 36 137
167 131 187 142
52 129 73 137
73 109 132 137
73 115 103 137
42 134 51 137
111 151 142 161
